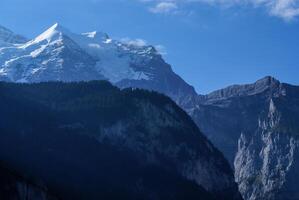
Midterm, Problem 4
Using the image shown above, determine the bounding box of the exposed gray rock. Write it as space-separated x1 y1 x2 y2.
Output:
0 165 57 200
193 77 299 200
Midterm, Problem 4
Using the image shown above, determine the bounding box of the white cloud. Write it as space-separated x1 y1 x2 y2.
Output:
121 38 148 47
268 0 299 20
120 37 167 55
149 2 178 13
155 45 167 55
139 0 299 20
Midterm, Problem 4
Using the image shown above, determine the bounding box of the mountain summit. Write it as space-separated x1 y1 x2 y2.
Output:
21 23 70 47
0 23 197 107
193 77 299 200
200 76 282 103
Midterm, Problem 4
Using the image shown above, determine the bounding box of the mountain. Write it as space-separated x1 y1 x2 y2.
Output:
0 164 58 200
192 76 299 200
0 81 242 200
0 25 27 45
1 24 298 200
0 23 197 108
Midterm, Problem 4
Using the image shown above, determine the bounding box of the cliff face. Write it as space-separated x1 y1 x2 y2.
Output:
235 98 299 200
0 165 57 200
192 77 299 200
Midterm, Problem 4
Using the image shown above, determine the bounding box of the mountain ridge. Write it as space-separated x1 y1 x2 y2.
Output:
193 77 299 200
198 76 285 103
0 23 198 108
0 81 242 200
1 23 298 200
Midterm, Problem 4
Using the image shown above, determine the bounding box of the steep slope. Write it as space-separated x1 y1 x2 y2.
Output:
0 164 58 200
0 25 27 45
0 23 198 107
0 81 242 200
192 77 299 200
0 24 102 82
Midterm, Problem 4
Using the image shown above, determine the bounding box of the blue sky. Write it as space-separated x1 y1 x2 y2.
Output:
0 0 298 93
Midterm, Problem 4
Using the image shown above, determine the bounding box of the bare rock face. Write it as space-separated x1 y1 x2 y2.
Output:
0 165 57 200
235 99 299 200
192 77 299 200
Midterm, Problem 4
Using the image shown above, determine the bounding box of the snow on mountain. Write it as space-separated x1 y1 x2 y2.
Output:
0 23 197 107
0 23 101 82
0 23 241 199
0 23 156 83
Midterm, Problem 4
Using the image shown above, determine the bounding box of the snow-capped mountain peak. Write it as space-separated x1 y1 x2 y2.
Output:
20 23 72 49
33 23 64 43
0 23 197 105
